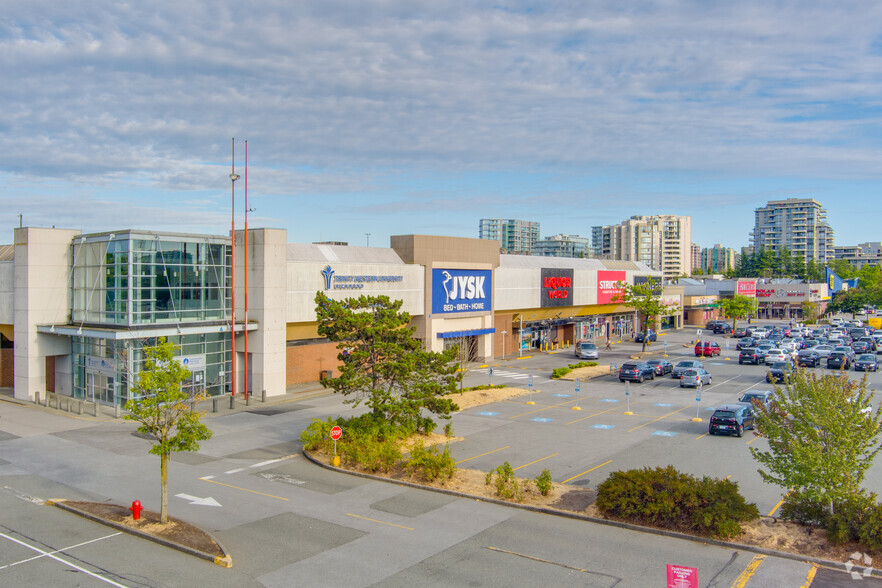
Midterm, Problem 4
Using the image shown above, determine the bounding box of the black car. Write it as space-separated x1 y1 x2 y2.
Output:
732 327 749 338
854 354 879 372
766 361 794 383
705 320 728 330
736 337 757 350
634 330 657 343
738 348 764 365
713 323 733 335
852 340 871 354
827 352 851 370
618 362 656 383
797 349 821 367
646 359 673 375
708 404 755 437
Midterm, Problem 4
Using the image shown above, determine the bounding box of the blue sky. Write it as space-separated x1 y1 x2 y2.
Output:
1 1 880 250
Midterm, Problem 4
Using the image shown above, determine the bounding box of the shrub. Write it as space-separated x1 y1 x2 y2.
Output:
300 417 338 451
551 362 599 379
858 502 882 551
485 462 523 501
404 441 456 482
596 466 759 539
443 423 453 438
535 469 553 496
462 384 507 392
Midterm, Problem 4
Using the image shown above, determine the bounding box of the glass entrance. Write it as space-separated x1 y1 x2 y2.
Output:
86 371 116 405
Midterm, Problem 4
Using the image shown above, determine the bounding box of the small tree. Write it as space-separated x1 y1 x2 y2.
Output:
125 339 212 524
801 300 818 324
750 370 882 519
828 288 867 319
612 280 679 352
718 295 757 330
315 292 462 432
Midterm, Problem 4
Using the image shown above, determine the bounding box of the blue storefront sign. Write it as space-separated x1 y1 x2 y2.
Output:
431 269 492 314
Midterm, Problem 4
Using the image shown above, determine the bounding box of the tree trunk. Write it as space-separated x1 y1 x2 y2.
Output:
160 451 169 524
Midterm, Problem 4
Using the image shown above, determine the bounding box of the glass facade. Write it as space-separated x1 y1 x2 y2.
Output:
68 231 232 405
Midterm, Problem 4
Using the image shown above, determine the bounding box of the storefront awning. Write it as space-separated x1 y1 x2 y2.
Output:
437 328 496 339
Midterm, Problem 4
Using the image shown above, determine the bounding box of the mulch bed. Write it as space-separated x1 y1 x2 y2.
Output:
60 500 225 558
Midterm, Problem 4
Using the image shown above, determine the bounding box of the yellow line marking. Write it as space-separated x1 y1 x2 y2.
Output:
478 364 489 368
455 446 510 465
565 406 622 425
768 497 786 517
627 406 689 433
561 460 613 484
731 554 766 588
746 435 760 445
800 564 817 588
695 432 710 440
200 477 289 501
725 475 732 480
346 513 414 530
510 398 578 419
516 356 532 360
513 453 559 471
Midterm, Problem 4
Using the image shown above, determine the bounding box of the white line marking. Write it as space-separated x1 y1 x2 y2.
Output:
0 532 130 587
224 468 245 474
200 475 215 480
0 532 121 570
250 458 288 468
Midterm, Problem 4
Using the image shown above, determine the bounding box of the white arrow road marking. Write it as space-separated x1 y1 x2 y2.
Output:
175 493 222 507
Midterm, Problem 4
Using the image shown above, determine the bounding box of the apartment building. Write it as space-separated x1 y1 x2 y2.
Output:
591 215 692 280
532 233 590 258
700 244 737 274
478 219 540 255
750 198 834 264
834 242 882 269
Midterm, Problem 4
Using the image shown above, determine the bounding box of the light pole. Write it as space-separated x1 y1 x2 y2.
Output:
243 140 250 402
518 316 523 357
366 233 371 247
230 138 240 400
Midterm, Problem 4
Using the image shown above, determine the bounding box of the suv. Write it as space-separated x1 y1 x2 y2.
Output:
713 323 733 335
738 348 763 365
695 341 721 357
574 341 599 360
766 361 794 383
709 404 755 437
797 349 821 367
634 329 657 343
738 390 774 409
736 336 757 350
827 352 851 370
618 362 656 383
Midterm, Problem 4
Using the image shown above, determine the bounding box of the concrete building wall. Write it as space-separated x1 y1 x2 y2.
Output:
0 261 12 325
14 227 81 401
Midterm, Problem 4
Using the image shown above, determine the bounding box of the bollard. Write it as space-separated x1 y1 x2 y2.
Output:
35 392 41 405
246 393 251 407
66 397 72 412
230 394 235 410
261 389 267 403
91 402 98 417
114 404 121 419
77 400 82 415
212 396 220 413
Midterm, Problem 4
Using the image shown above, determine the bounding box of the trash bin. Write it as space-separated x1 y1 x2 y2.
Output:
320 370 333 379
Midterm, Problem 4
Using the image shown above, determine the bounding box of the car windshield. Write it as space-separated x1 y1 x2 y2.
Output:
676 362 693 367
683 370 698 376
859 355 875 361
579 343 596 349
621 364 639 369
647 360 661 365
741 348 756 353
715 411 735 418
771 362 789 368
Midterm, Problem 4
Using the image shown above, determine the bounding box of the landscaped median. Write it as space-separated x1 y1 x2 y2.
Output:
48 499 233 568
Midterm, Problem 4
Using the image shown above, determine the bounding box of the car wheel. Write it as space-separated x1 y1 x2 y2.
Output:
680 383 685 388
650 372 655 380
638 375 644 383
619 379 625 383
738 359 743 364
708 428 714 435
708 377 712 385
736 424 744 438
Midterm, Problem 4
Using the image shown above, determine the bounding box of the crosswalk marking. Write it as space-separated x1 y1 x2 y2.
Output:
473 369 539 381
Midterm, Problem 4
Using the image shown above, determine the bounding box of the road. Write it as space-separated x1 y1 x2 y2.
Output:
0 320 878 587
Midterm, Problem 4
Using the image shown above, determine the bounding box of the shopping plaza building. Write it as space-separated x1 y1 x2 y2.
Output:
0 227 678 406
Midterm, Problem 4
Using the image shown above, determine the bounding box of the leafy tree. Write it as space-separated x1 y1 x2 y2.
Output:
828 288 867 318
718 295 757 330
751 370 882 518
125 339 212 524
315 292 462 432
612 280 679 352
801 300 819 323
827 259 856 280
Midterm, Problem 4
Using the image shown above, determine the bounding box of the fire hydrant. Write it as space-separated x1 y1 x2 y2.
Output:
129 500 142 521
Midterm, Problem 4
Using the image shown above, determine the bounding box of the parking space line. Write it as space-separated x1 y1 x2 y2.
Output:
513 453 558 471
745 436 760 445
455 446 510 465
695 432 710 440
0 532 129 587
346 513 414 530
731 554 766 587
565 405 626 425
800 564 817 587
627 406 689 433
561 460 613 484
200 477 289 501
0 532 122 570
510 398 579 419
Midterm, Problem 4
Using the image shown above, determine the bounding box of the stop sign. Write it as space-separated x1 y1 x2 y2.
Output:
329 426 343 441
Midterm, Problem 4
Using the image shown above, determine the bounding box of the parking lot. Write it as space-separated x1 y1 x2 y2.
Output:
456 322 882 517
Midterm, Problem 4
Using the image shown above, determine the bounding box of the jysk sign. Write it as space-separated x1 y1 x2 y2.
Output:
432 269 492 314
597 270 626 304
541 268 573 307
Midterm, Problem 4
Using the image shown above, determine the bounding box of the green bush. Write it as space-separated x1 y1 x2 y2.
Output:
551 362 599 379
596 466 759 539
535 469 553 496
462 384 507 392
300 417 337 451
404 441 456 482
485 462 524 501
858 502 882 551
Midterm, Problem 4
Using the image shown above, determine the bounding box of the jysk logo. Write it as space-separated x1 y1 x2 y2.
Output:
432 269 492 314
321 265 335 290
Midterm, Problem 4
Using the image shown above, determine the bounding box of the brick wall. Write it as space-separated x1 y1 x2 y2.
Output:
0 348 11 388
286 341 339 386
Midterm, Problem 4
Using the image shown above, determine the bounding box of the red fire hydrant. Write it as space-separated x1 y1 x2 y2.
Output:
130 500 142 521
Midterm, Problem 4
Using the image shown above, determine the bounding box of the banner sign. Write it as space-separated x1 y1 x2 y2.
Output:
541 268 574 307
737 281 756 297
597 270 626 304
431 269 492 314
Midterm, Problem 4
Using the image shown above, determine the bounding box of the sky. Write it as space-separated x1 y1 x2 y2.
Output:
2 1 881 251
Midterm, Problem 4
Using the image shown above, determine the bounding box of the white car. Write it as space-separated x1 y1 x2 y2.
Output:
812 345 835 358
751 327 769 339
764 348 788 365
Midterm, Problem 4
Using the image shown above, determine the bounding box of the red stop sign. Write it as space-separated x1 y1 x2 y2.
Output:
329 426 343 441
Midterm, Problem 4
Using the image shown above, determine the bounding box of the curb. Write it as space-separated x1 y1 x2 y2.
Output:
47 499 233 568
302 451 881 578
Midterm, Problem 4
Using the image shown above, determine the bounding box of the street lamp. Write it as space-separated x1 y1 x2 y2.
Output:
230 139 240 400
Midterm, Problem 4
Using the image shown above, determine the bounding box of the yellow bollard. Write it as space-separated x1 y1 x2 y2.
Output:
332 455 340 467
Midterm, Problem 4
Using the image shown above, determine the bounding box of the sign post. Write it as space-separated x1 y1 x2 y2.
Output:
526 374 535 405
624 381 633 415
329 426 343 466
572 378 581 411
692 382 703 422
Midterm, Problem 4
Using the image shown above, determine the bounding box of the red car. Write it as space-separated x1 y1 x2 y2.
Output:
695 341 721 357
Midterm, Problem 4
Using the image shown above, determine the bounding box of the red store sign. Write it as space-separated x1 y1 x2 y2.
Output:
597 270 626 304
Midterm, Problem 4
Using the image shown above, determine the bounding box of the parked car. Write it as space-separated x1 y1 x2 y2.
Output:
826 352 852 370
695 341 722 357
854 354 879 372
680 368 712 388
732 327 749 338
797 349 822 367
811 345 835 359
646 359 673 376
713 323 733 335
766 361 794 383
574 341 599 360
634 329 657 343
763 348 788 365
618 362 656 383
736 337 757 350
708 404 755 437
852 340 872 355
833 346 856 361
738 390 775 409
705 320 728 330
859 337 877 352
738 348 764 365
750 327 770 339
672 360 704 378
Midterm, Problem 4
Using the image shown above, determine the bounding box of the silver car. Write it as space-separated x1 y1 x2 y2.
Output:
672 360 704 378
680 368 712 388
574 341 599 360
